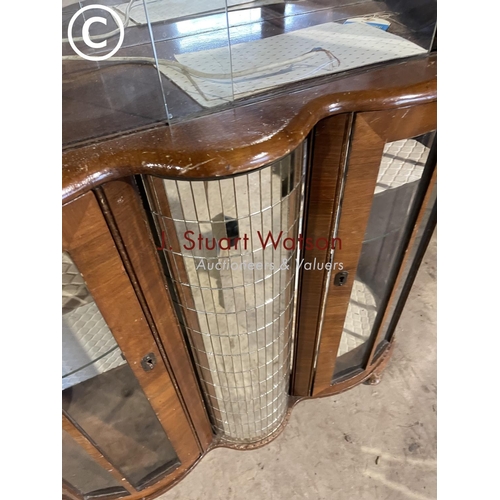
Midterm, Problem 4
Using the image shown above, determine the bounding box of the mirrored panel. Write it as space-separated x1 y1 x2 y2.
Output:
62 252 180 490
333 133 435 380
143 145 306 442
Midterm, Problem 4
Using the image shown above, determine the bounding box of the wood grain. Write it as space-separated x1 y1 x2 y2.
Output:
312 102 437 395
291 113 352 397
62 192 201 498
62 55 437 203
61 56 437 498
62 481 83 500
100 178 214 450
314 340 395 398
62 413 135 494
311 112 386 395
62 0 433 147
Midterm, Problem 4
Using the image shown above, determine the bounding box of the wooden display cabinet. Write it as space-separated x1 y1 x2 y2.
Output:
62 52 436 497
292 103 436 397
62 192 211 500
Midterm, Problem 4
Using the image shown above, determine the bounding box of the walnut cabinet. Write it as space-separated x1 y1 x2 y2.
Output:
62 56 436 499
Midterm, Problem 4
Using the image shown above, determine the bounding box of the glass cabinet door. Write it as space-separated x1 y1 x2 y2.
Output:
62 251 179 492
298 103 437 397
62 192 200 499
333 132 435 380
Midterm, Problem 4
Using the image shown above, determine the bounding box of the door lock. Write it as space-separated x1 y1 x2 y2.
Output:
334 271 349 286
141 353 157 372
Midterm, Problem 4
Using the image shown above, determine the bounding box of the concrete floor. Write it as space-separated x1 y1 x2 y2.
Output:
159 232 437 500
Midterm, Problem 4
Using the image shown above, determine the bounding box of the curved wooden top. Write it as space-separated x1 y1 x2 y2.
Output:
62 54 436 204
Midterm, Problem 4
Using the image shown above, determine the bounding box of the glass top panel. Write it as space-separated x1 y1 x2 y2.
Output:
62 0 436 146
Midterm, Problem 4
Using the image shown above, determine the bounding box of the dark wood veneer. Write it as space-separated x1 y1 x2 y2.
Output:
291 113 352 396
99 179 214 451
62 414 135 495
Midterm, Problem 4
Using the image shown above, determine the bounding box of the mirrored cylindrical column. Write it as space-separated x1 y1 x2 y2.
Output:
144 145 306 442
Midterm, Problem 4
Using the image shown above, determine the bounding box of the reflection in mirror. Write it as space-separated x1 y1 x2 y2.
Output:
144 145 306 442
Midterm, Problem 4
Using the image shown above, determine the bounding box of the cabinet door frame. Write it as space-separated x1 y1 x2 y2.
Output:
293 101 437 397
98 178 213 450
62 192 201 500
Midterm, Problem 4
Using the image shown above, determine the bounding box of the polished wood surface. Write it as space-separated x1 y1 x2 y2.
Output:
291 113 352 397
310 111 387 395
62 54 436 203
62 192 201 498
312 102 437 395
62 25 437 494
313 338 395 398
100 178 214 450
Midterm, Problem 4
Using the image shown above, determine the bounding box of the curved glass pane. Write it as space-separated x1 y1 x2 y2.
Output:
333 134 434 380
374 181 437 357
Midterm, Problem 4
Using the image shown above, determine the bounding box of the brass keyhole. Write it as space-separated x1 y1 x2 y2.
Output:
141 353 157 372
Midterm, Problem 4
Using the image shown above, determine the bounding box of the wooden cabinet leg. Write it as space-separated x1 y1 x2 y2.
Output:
363 341 395 386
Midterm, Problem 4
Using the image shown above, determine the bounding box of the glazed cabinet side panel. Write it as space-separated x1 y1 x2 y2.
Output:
311 102 437 396
62 192 201 499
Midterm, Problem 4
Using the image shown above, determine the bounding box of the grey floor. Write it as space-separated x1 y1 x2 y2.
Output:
159 232 437 500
